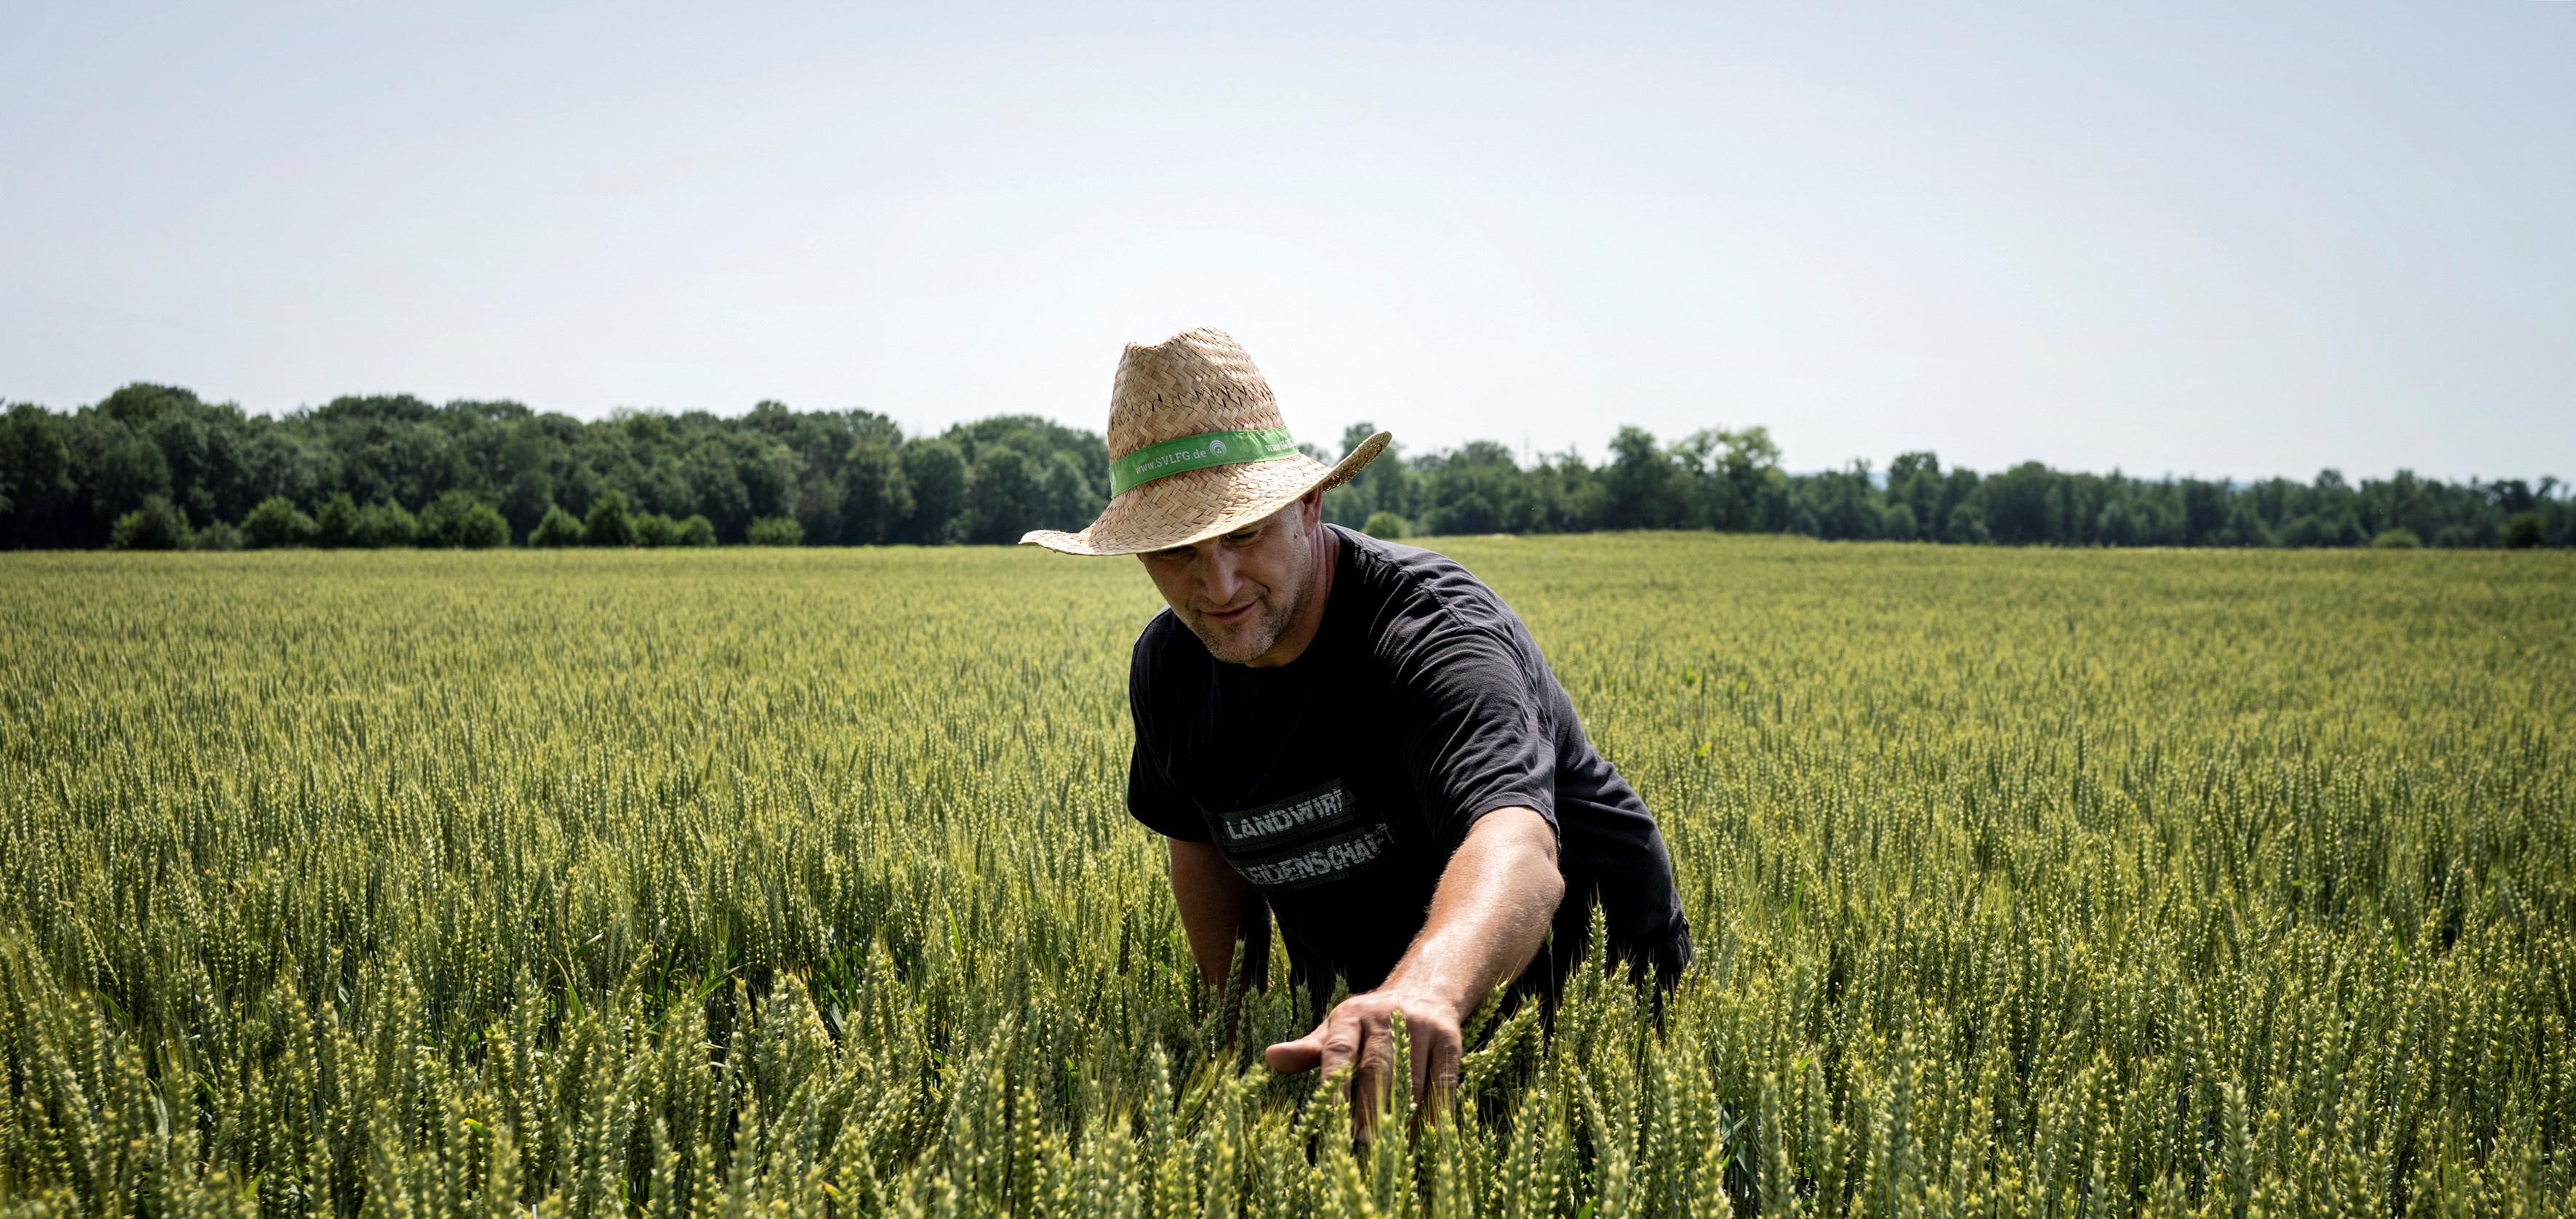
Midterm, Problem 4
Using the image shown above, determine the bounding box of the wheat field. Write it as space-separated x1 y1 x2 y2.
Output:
0 536 2568 1216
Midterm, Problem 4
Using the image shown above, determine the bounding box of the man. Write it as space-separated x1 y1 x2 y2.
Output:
1024 328 1688 1118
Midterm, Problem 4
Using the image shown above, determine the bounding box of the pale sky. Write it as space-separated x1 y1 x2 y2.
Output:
4 3 2569 481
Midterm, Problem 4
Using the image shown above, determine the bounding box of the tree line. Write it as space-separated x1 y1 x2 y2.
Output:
0 385 1107 551
1 384 2565 550
1321 423 2571 550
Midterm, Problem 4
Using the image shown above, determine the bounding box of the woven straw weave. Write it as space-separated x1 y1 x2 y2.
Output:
1022 328 1389 555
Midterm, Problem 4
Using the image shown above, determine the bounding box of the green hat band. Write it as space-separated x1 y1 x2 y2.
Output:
1110 427 1300 495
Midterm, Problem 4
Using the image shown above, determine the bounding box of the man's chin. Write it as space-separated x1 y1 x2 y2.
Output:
1188 619 1277 664
1202 636 1269 665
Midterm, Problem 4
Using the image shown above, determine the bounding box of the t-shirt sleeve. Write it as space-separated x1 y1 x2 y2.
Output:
1126 739 1205 841
1126 635 1208 842
1392 611 1560 850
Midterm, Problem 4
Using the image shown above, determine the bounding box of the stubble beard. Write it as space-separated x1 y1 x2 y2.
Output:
1189 590 1299 664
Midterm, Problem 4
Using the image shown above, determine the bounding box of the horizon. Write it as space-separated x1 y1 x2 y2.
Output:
4 4 2570 483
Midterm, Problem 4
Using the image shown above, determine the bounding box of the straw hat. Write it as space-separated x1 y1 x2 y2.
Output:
1020 328 1391 556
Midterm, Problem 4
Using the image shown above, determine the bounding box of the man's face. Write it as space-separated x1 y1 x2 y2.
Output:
1137 493 1324 667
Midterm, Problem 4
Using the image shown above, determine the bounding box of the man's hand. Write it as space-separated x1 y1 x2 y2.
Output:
1264 986 1465 1140
1264 806 1562 1140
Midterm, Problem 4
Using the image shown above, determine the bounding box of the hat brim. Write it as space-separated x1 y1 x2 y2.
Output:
1020 431 1391 556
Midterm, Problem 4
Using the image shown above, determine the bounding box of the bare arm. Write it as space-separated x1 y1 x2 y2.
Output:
1264 806 1563 1132
1167 837 1255 986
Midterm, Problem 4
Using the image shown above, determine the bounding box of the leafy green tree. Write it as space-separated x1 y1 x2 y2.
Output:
1602 427 1682 530
676 515 717 547
1 405 79 544
632 513 679 548
839 441 912 544
2372 528 2422 549
938 417 1109 544
2489 478 2536 515
530 505 585 547
419 491 509 548
1040 451 1101 530
1935 468 1986 542
1881 502 1919 542
94 435 172 526
241 497 318 548
1522 449 1604 532
2223 496 2277 548
898 438 969 544
353 501 417 548
2431 523 2489 549
1362 512 1408 540
966 446 1043 544
1414 442 1535 534
2179 480 2231 546
1672 427 1781 530
945 415 1110 495
108 495 193 550
741 438 802 523
1983 463 2056 544
746 515 803 547
583 491 634 547
1322 422 1416 528
1886 452 1942 539
792 473 843 547
2504 512 2546 550
193 520 243 551
1946 501 1993 544
1790 462 1883 541
2095 499 2141 547
679 440 751 539
313 494 361 548
500 470 555 541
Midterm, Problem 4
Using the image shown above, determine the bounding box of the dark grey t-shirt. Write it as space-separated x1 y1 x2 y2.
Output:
1127 526 1689 995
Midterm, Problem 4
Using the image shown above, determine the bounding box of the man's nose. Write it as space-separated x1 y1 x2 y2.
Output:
1200 546 1246 605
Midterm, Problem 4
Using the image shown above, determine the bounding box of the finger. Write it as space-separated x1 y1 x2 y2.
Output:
1315 1007 1365 1089
1400 1022 1458 1135
1264 1019 1328 1074
1408 1018 1437 1101
1355 1010 1394 1112
1419 1023 1461 1111
1345 1012 1397 1145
